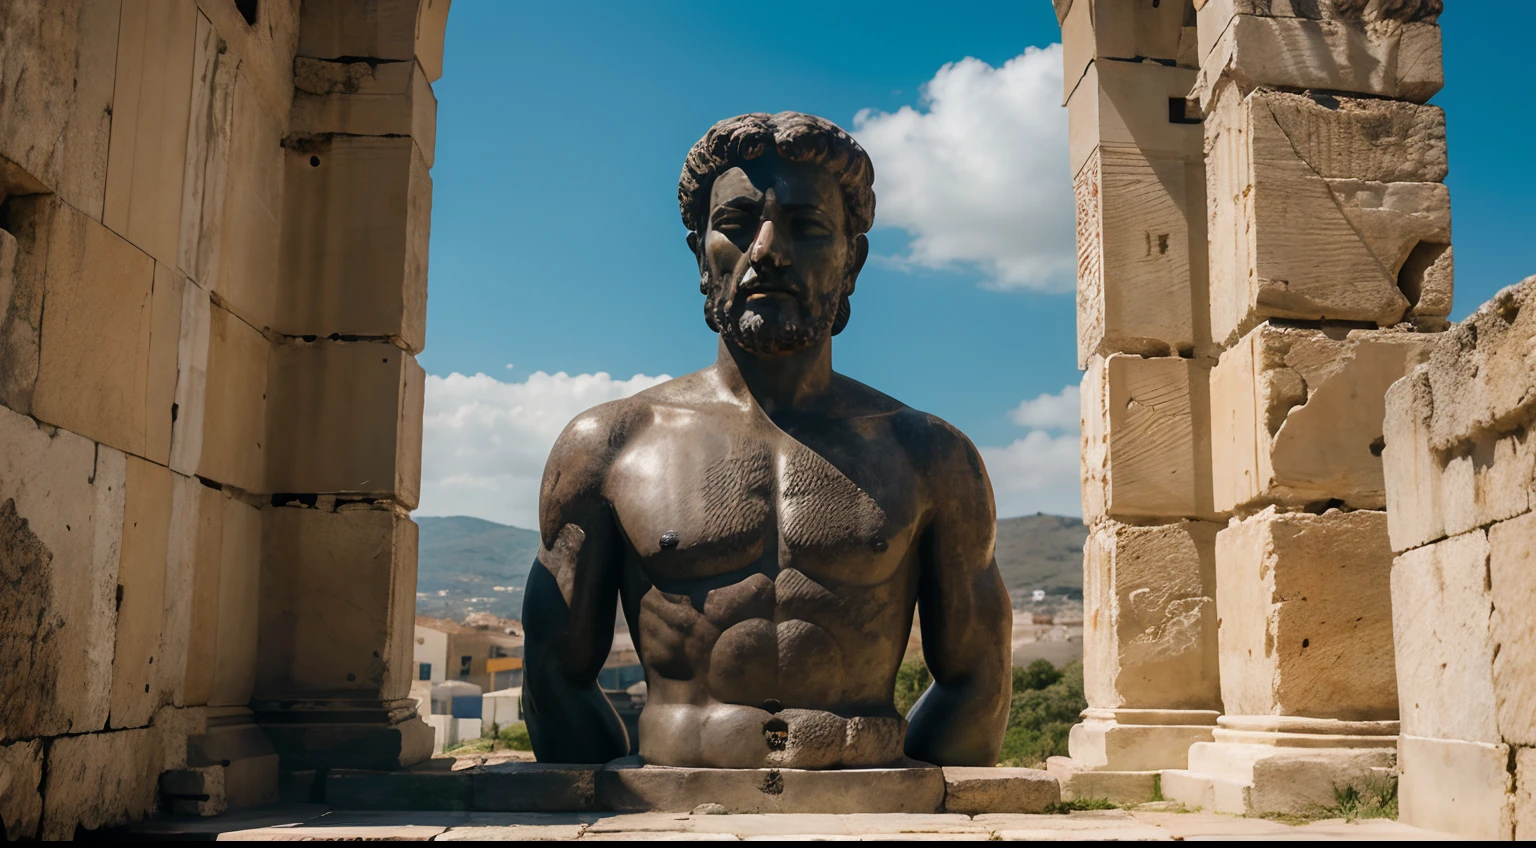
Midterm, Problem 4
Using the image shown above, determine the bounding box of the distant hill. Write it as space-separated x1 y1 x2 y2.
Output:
416 513 1087 619
416 516 540 620
994 514 1088 599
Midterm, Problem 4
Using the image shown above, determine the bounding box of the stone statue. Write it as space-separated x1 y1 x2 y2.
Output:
522 112 1011 769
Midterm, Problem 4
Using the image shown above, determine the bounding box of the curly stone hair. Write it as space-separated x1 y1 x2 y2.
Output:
678 112 876 239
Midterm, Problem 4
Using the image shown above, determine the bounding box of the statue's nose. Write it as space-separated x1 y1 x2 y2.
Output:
749 220 790 268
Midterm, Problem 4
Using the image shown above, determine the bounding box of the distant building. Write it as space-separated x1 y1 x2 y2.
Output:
415 614 524 694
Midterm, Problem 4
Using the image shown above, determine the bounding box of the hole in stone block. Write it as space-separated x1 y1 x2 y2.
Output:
1398 241 1450 310
1167 98 1201 125
309 155 321 168
763 718 788 751
234 0 258 26
1369 436 1385 457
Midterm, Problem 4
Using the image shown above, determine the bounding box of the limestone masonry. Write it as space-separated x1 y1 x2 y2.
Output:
0 0 1531 840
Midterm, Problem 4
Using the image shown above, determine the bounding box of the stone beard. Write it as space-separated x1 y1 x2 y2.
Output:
520 111 1011 771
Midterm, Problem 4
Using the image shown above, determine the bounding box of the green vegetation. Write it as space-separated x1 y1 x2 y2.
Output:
895 657 1087 770
1043 798 1118 813
1257 776 1399 824
443 721 535 756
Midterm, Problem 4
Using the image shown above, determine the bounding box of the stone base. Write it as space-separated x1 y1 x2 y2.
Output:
325 762 1061 815
597 763 946 814
1045 708 1218 804
1068 709 1218 771
1160 716 1398 815
1046 758 1160 804
1397 735 1514 840
161 709 280 816
254 698 433 772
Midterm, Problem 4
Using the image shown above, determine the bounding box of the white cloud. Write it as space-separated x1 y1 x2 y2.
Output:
981 383 1083 518
852 45 1073 291
1007 384 1080 431
417 370 670 528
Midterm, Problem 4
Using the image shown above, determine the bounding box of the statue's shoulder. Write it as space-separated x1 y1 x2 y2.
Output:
832 374 979 459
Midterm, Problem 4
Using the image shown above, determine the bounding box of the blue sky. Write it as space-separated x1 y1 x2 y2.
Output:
417 1 1535 527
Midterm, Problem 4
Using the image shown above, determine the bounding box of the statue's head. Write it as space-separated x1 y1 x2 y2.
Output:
679 112 874 356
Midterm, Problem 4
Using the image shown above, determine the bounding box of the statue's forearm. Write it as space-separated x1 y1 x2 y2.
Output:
903 669 1009 766
521 562 629 763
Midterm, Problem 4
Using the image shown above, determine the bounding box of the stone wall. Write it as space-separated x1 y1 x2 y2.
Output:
1051 0 1454 814
1383 277 1536 840
0 0 447 837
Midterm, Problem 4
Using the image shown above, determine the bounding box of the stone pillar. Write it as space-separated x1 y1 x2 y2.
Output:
1046 0 1225 804
1380 280 1536 840
1159 0 1449 816
248 0 446 775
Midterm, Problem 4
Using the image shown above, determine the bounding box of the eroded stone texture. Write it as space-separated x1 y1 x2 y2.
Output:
1216 508 1397 720
1516 747 1536 841
1083 520 1221 711
596 765 946 815
0 1 106 200
0 405 125 739
196 303 269 492
1427 278 1536 453
1205 82 1450 345
291 58 438 167
1195 12 1442 106
941 768 1059 814
1390 531 1497 743
0 739 42 839
258 503 419 700
277 135 431 352
1210 323 1430 512
1489 512 1536 748
264 341 425 507
109 456 175 730
177 11 239 290
297 0 452 83
1383 366 1444 552
1070 61 1208 366
41 727 161 839
1082 355 1214 521
209 68 286 330
1397 735 1514 840
1060 0 1192 101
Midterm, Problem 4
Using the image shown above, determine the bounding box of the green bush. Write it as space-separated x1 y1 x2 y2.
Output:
498 722 533 751
892 657 1086 769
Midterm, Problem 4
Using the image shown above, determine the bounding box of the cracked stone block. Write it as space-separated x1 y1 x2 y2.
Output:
103 0 198 268
1084 519 1222 711
29 199 183 462
1426 277 1536 453
40 728 161 839
264 340 425 507
1489 512 1536 747
210 69 285 330
1215 507 1397 720
942 767 1060 814
1441 426 1535 539
1516 748 1536 841
277 135 430 352
291 58 438 167
0 221 35 414
108 456 175 730
1206 82 1451 345
0 739 42 840
1082 354 1215 521
1398 735 1514 840
1194 9 1442 106
1390 530 1498 743
1210 323 1430 513
177 12 239 290
298 0 452 83
1061 0 1192 102
0 0 120 213
1383 366 1444 552
0 404 125 739
196 302 269 493
1069 61 1210 365
258 503 420 701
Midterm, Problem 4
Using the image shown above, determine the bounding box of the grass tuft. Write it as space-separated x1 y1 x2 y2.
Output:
1044 797 1118 814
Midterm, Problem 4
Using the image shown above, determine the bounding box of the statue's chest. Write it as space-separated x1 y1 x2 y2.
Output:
608 427 918 588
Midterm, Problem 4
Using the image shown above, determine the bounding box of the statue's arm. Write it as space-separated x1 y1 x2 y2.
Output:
521 411 631 763
905 421 1012 766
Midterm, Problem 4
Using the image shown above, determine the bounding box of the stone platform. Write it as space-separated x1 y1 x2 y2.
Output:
323 762 1061 815
129 805 1464 841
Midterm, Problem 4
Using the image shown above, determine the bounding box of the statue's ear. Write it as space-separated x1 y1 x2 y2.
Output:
847 233 870 294
686 231 701 260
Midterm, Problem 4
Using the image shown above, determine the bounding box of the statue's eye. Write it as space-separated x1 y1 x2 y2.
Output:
794 218 832 238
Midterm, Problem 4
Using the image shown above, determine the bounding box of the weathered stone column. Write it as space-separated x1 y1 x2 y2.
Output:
249 0 446 775
1160 0 1448 816
1046 0 1226 804
1381 280 1536 839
